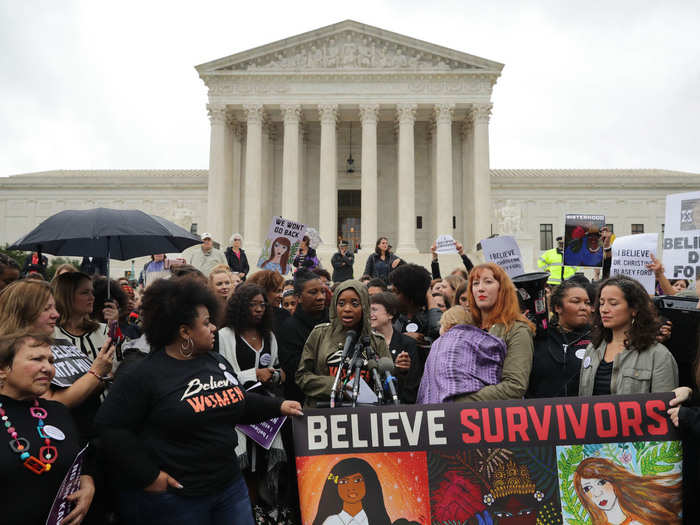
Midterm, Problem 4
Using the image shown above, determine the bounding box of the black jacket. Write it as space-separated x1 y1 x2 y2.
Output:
527 324 592 398
363 252 400 282
277 305 329 402
224 247 249 277
388 331 422 404
331 250 354 282
79 256 108 276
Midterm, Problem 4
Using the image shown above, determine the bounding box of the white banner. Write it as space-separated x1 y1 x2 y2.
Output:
663 191 700 280
610 233 658 294
434 234 458 254
480 235 525 278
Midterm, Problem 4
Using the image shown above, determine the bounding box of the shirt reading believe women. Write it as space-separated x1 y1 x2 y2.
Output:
95 350 282 496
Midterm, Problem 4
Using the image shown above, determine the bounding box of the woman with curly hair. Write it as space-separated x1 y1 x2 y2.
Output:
574 457 681 525
95 278 302 525
313 457 391 525
450 263 535 402
579 275 678 396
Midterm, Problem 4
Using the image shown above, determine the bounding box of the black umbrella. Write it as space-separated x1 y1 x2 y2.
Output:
9 208 202 296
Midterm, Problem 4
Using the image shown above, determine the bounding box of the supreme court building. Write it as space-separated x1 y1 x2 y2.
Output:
1 20 699 273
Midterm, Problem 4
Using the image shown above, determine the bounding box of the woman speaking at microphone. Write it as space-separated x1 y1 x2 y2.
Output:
296 280 390 407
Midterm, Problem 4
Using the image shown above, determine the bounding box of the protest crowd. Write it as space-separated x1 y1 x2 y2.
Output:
1 213 700 525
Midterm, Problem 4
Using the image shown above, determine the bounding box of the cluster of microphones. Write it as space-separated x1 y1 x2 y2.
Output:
329 330 400 408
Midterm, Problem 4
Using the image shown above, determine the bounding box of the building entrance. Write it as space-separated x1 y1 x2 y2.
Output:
338 190 361 252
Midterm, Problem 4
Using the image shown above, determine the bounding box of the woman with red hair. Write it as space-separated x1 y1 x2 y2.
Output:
451 263 535 401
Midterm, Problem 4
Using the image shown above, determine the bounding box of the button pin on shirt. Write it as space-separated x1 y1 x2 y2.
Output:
583 356 591 369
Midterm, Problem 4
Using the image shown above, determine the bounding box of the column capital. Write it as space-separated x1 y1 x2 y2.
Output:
231 120 245 138
207 104 227 124
318 104 338 125
280 104 302 124
359 103 380 124
243 104 265 124
396 103 417 124
434 103 455 125
472 103 493 124
460 114 473 139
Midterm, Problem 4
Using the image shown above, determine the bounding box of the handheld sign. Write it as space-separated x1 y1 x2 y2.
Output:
479 235 524 277
610 233 658 294
434 234 458 254
663 191 700 280
256 216 305 275
45 445 89 525
563 214 605 267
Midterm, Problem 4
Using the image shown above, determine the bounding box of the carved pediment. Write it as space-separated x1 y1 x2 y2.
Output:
197 20 503 75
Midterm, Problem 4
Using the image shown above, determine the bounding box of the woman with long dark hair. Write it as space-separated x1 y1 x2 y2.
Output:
363 237 401 283
527 278 592 398
313 458 391 525
579 275 678 395
262 237 292 275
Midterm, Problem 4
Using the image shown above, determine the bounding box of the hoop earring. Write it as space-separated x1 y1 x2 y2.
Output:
180 337 194 358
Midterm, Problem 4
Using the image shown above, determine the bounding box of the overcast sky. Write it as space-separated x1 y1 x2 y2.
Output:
1 0 699 177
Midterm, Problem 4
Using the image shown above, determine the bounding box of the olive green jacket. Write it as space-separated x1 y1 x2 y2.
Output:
579 340 678 396
452 320 535 402
295 280 390 407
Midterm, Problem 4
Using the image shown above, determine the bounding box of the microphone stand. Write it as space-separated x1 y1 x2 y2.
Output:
330 331 357 408
366 345 385 405
350 342 364 407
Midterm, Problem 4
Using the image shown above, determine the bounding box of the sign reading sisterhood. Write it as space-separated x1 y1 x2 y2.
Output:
563 214 606 267
664 190 700 279
293 394 682 525
479 235 525 277
610 233 658 294
257 216 306 275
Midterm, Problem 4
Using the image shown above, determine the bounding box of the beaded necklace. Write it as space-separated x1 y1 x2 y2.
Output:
0 398 57 475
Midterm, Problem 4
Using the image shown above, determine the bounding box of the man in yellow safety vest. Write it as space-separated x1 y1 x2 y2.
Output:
538 236 579 285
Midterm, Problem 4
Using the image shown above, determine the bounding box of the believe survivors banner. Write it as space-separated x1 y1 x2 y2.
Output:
293 394 682 525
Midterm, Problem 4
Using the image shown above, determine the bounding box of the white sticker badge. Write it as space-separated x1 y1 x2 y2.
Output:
575 348 586 360
406 323 419 333
43 425 66 441
259 353 272 367
583 356 591 369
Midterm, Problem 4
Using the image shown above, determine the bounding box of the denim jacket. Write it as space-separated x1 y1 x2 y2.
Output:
579 340 678 396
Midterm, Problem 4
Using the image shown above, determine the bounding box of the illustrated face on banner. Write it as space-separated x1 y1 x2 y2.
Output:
559 443 682 525
579 478 616 511
337 473 366 504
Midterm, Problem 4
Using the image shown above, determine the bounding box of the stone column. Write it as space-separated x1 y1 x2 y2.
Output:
206 104 230 246
318 104 338 254
230 121 244 236
434 103 455 238
460 114 475 250
281 104 302 220
396 103 418 254
243 104 264 254
359 104 379 252
472 103 493 244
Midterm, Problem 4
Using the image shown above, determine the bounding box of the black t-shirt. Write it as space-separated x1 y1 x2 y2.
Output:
95 350 283 496
593 360 614 396
0 395 84 525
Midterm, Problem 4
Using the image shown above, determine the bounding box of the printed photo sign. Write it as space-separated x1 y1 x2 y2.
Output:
663 191 700 279
563 214 606 268
256 216 305 275
610 233 658 294
293 394 682 525
480 235 525 278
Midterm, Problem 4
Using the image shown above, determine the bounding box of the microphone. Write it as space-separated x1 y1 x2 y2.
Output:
330 330 358 408
351 354 363 407
367 359 385 404
378 357 400 405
